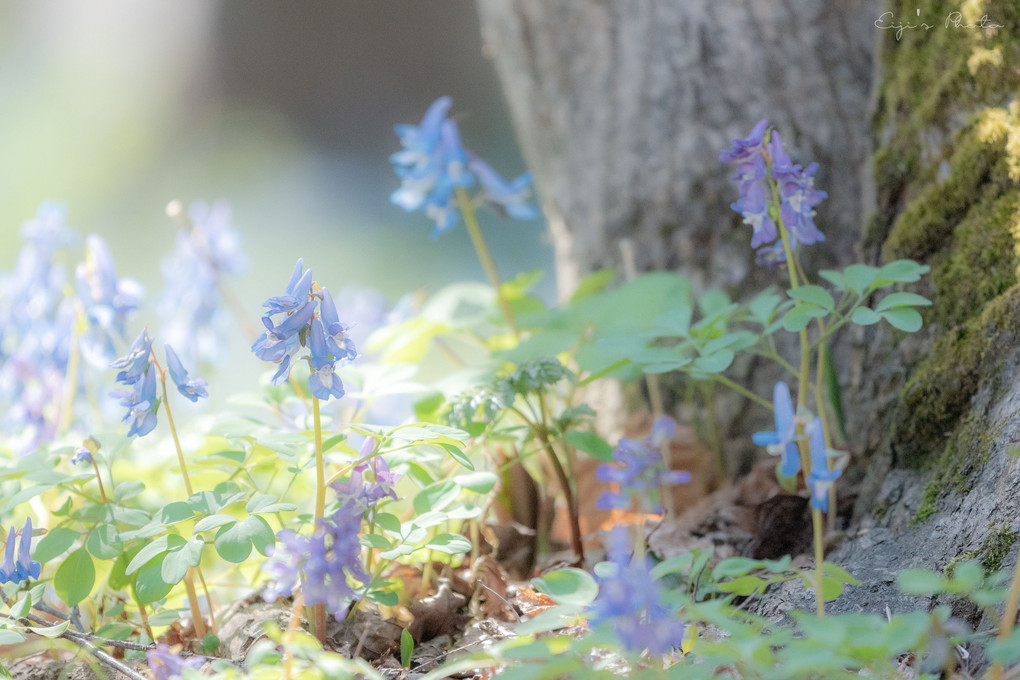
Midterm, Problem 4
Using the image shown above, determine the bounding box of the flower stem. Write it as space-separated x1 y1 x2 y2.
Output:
90 459 108 505
311 396 327 644
454 186 519 337
712 374 775 411
812 507 826 617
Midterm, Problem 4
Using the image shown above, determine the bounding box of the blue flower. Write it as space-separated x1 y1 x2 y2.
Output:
111 364 158 438
75 235 144 366
110 328 154 385
719 118 769 163
0 518 41 585
71 446 93 466
588 528 687 655
468 158 540 220
752 381 800 477
146 644 204 680
164 344 208 402
391 97 539 237
806 417 841 512
596 416 691 512
307 318 345 401
318 288 358 362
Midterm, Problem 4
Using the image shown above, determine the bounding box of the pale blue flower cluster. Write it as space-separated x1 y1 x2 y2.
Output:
596 416 691 513
109 329 208 438
0 518 40 585
251 259 357 401
0 205 142 452
160 200 246 367
588 528 687 655
390 96 539 237
720 120 827 267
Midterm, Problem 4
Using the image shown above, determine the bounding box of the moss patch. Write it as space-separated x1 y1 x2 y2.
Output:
943 524 1019 573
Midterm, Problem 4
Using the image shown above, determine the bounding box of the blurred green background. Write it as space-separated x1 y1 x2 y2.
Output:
0 0 552 325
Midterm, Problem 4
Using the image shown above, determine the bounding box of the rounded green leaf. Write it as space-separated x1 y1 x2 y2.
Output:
33 527 79 563
783 304 826 332
86 524 122 560
788 285 834 311
452 471 499 494
425 533 472 556
134 557 174 604
193 514 236 533
54 549 95 607
693 350 734 374
532 567 598 606
413 480 460 515
896 568 945 594
0 630 26 645
843 264 878 294
850 307 882 326
881 307 923 332
874 292 932 312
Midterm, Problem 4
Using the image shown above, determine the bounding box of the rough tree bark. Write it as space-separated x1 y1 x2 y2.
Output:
479 0 1020 651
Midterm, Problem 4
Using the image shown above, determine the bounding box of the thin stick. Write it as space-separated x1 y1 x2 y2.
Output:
311 396 327 644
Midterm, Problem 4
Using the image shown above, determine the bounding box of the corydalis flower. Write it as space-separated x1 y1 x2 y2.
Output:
720 119 827 265
596 416 691 513
588 528 687 655
146 644 204 680
331 439 401 516
109 330 209 437
0 518 41 585
262 505 368 617
806 417 841 512
251 259 357 400
391 97 539 237
752 381 800 478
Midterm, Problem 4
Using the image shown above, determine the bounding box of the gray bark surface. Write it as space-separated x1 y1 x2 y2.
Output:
477 0 876 297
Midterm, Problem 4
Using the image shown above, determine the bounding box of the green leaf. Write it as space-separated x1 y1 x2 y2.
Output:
712 557 762 579
29 621 69 638
0 630 26 645
213 515 275 563
134 558 174 604
850 307 882 326
564 431 614 461
374 512 402 533
413 480 461 515
874 259 929 287
425 533 472 555
439 443 473 470
569 269 617 303
452 471 498 494
987 629 1020 663
126 535 184 575
368 589 399 606
881 307 923 332
162 537 204 585
788 285 834 311
108 547 141 591
822 562 860 585
874 292 932 312
897 568 945 594
817 269 845 290
33 527 78 563
641 361 691 374
360 533 393 550
748 290 783 324
782 304 826 332
193 514 237 533
843 264 878 294
157 501 194 525
246 494 296 514
533 568 598 606
54 549 95 607
86 524 122 560
401 628 414 668
147 609 182 627
693 350 734 374
114 480 146 502
715 575 768 596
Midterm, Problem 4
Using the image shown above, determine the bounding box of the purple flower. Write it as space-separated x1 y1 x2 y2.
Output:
806 417 840 511
721 121 827 263
262 506 368 617
146 644 204 680
331 443 401 516
0 518 41 585
752 381 800 478
596 416 691 513
164 344 209 402
75 235 144 366
588 528 687 655
768 133 826 246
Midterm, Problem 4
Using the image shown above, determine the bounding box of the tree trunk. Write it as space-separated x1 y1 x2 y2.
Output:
479 0 1020 649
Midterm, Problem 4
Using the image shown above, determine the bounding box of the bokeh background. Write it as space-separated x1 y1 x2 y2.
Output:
0 0 552 351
